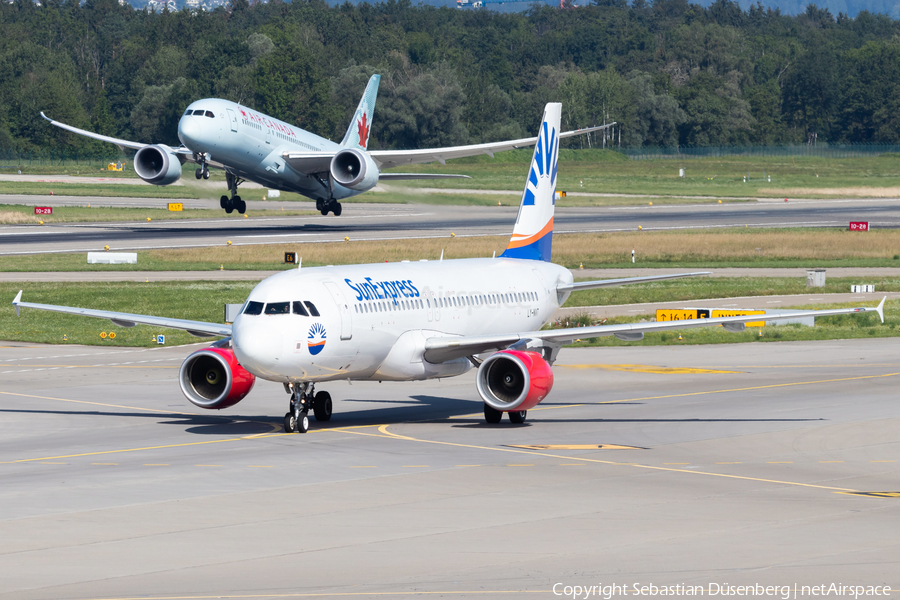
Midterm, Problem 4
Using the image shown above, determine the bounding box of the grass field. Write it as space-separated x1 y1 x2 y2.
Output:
385 149 900 199
3 229 900 271
0 205 317 224
8 150 900 201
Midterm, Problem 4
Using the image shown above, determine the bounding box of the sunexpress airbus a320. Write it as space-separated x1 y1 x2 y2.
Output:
41 75 607 216
14 104 885 433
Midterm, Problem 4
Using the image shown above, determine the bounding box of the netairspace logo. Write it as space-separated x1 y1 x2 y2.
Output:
551 582 893 600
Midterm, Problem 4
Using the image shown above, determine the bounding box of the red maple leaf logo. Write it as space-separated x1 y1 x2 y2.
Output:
357 113 369 148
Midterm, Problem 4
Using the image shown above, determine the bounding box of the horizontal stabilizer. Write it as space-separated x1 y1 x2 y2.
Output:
557 272 711 293
378 173 471 181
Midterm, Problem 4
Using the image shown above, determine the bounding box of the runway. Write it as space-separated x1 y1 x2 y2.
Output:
2 197 899 255
1 339 898 598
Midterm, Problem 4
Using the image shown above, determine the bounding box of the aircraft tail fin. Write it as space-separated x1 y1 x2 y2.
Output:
499 103 560 263
340 74 380 149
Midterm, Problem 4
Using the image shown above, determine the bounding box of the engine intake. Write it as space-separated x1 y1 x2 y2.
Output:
179 348 256 409
330 148 379 190
133 144 183 185
476 350 554 412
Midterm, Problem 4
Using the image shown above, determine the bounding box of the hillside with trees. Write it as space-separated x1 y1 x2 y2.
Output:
2 0 900 154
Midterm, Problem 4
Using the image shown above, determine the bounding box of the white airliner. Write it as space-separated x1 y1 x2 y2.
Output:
14 103 885 433
41 75 608 216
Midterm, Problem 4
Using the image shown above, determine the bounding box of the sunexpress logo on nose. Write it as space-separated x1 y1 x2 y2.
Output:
345 277 420 303
307 323 326 355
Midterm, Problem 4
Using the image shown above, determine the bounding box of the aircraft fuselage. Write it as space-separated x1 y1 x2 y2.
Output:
231 258 574 383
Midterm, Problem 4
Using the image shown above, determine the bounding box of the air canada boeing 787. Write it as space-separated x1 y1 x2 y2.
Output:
15 103 885 433
42 75 608 216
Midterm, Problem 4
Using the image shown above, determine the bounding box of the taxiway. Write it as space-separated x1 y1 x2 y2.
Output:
1 339 898 599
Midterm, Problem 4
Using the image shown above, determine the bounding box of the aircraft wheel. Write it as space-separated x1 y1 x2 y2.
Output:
284 412 296 433
225 202 234 214
236 197 246 214
484 404 502 424
320 209 329 216
297 412 310 434
202 169 210 180
509 410 527 424
195 168 203 180
313 391 333 422
333 203 342 216
219 195 228 209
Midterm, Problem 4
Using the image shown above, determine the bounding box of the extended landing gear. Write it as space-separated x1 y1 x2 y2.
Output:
283 383 333 433
483 404 527 424
194 154 211 180
221 172 247 214
316 198 342 216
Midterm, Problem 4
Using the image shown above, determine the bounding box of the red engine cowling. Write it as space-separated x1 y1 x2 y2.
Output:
475 350 554 412
179 348 256 409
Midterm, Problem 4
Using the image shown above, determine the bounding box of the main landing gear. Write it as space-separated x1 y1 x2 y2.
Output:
283 382 333 433
484 404 527 424
315 198 342 217
220 171 247 215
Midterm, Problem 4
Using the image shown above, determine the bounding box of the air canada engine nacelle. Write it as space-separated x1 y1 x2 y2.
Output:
133 144 183 185
476 350 554 412
179 348 256 410
330 148 379 191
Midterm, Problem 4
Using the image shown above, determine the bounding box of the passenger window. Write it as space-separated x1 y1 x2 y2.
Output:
292 301 309 316
305 301 320 316
265 302 290 315
243 301 263 315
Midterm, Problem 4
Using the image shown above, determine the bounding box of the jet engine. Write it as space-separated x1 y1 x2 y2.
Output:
330 148 379 191
179 348 256 409
133 144 183 185
475 350 554 412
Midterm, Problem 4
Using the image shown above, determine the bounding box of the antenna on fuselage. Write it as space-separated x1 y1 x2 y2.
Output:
492 251 496 259
440 249 444 261
298 256 302 270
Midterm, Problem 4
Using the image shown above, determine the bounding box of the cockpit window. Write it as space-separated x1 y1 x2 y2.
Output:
304 301 320 317
184 109 192 116
292 301 309 316
192 109 204 115
205 111 215 118
243 301 263 315
264 302 290 315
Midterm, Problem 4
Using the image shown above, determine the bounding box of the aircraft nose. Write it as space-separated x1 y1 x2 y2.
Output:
233 316 284 377
178 116 201 149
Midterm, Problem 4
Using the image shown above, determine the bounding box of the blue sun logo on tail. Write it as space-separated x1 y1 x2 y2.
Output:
307 323 326 355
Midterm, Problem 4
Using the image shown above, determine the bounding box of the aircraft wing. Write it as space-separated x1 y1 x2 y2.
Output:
41 113 192 155
422 298 886 364
368 123 614 170
12 291 231 338
557 272 712 293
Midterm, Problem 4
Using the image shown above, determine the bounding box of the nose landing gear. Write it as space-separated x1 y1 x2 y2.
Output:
283 383 333 433
194 154 211 180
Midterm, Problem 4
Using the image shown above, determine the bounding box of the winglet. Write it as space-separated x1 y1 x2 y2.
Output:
40 112 52 122
13 290 22 317
876 296 886 324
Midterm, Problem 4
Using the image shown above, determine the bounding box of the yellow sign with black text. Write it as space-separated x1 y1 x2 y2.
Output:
712 310 765 327
167 203 183 212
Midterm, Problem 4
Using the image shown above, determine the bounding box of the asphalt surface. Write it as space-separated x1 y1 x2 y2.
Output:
2 197 900 255
1 340 898 599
